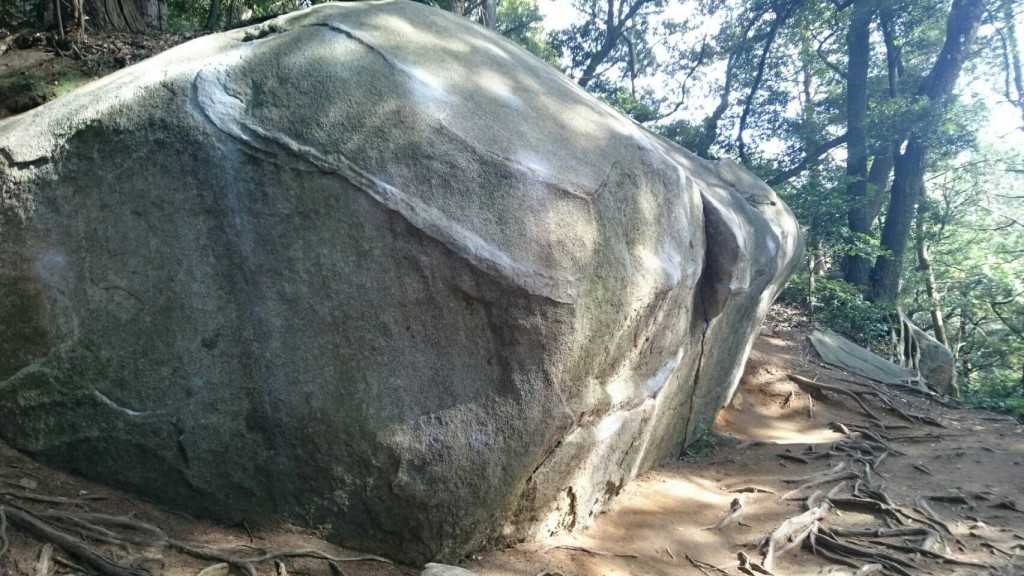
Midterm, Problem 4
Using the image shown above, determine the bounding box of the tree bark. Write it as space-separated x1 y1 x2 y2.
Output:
55 0 65 38
737 5 788 167
844 0 873 286
87 0 146 32
205 0 221 31
868 0 985 303
915 201 947 346
693 7 764 158
481 0 496 29
576 0 654 88
865 147 894 223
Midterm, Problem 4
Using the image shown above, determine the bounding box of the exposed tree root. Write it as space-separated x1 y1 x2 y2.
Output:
787 374 945 428
1 505 148 576
756 371 1005 576
706 498 745 530
0 500 393 576
788 375 880 421
737 550 774 575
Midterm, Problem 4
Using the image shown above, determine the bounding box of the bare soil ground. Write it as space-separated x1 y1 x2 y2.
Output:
0 29 202 118
2 314 1023 576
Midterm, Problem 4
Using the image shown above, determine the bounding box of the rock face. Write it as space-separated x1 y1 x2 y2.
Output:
0 1 802 563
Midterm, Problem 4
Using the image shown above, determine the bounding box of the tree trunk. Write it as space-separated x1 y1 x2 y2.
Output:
481 0 497 29
868 0 985 303
844 0 873 287
577 0 621 89
865 147 894 223
576 0 657 89
915 201 947 346
869 139 926 303
205 0 221 31
86 0 145 31
55 0 65 38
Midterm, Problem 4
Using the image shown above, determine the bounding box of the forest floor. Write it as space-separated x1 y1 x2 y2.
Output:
2 305 1023 576
0 28 202 119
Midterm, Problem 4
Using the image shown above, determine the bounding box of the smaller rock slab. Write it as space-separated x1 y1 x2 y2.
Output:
810 329 915 385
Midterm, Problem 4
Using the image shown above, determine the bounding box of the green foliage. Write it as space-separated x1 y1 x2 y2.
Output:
893 147 1024 415
657 119 705 151
0 0 38 29
165 0 208 29
680 426 720 460
963 380 1024 420
587 80 663 122
495 0 560 65
779 274 892 348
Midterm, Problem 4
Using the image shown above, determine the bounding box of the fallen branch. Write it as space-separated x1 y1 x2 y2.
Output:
685 553 729 576
728 485 776 494
546 545 638 559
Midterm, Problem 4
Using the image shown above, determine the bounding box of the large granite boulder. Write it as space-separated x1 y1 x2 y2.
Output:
0 0 802 563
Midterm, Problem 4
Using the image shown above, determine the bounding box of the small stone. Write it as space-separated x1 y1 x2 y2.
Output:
422 563 478 576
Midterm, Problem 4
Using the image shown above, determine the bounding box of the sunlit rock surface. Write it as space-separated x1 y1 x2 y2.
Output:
0 0 802 563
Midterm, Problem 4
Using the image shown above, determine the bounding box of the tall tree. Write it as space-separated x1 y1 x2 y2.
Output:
554 0 666 89
43 0 144 33
844 0 874 286
868 0 986 303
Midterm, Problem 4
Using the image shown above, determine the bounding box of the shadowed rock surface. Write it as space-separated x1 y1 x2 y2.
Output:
0 0 802 563
898 313 957 397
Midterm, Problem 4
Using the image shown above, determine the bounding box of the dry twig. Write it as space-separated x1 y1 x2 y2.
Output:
685 553 729 576
546 545 638 559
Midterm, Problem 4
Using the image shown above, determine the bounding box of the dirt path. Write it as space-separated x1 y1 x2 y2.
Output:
2 308 1022 576
466 313 1024 576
